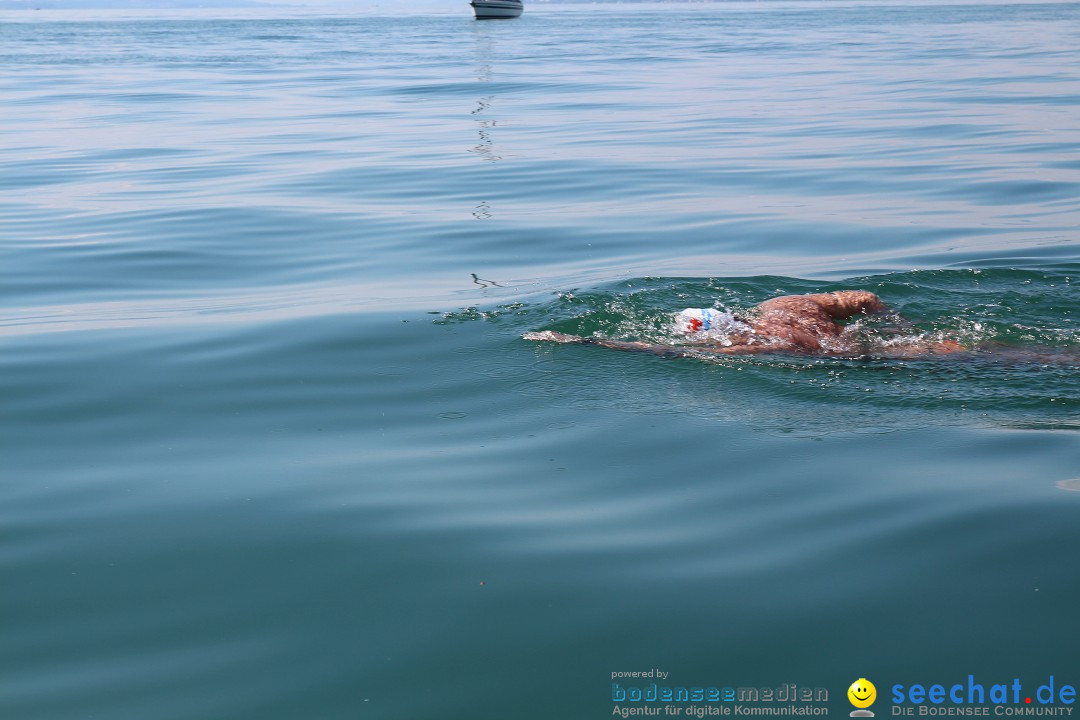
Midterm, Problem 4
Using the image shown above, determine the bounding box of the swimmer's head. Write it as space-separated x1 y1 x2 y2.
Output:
673 308 751 337
676 309 705 334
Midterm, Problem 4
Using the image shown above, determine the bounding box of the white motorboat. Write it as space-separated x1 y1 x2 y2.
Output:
471 0 523 19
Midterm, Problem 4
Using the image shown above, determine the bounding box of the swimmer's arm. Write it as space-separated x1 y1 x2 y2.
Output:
523 331 768 357
805 291 886 319
523 331 686 357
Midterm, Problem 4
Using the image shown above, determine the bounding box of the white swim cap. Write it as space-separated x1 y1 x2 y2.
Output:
673 308 751 338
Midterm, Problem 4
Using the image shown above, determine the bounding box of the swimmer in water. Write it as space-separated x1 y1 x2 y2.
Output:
524 290 966 358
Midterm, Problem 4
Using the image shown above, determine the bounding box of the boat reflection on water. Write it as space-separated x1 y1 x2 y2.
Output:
471 0 523 20
468 20 506 220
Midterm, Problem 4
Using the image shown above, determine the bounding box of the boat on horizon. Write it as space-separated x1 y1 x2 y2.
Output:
471 0 523 19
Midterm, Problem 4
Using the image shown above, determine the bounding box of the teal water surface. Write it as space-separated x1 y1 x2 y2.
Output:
2 3 1079 720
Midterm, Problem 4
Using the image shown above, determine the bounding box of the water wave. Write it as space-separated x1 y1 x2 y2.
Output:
445 269 1079 432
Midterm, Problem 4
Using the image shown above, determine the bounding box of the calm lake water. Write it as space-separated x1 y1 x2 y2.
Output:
2 2 1078 719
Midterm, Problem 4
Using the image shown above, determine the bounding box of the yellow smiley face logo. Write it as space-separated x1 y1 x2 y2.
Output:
848 679 877 709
